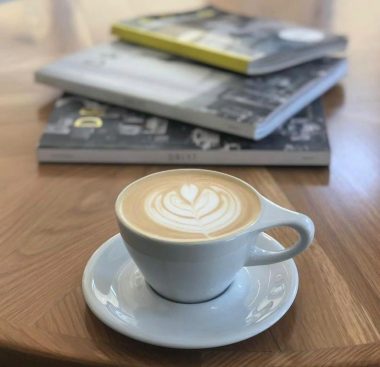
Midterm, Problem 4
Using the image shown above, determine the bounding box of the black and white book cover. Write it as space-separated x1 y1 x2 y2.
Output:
38 95 330 166
35 42 347 140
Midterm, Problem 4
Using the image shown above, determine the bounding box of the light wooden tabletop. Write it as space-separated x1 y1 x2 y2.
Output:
1 0 380 366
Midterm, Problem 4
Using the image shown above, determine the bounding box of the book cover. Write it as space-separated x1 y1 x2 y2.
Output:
112 6 347 75
35 42 347 140
38 95 330 166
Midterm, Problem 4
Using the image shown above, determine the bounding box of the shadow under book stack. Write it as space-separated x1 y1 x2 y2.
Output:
36 6 348 166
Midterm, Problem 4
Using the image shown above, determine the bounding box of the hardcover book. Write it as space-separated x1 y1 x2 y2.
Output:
36 42 347 140
38 95 330 166
112 6 347 75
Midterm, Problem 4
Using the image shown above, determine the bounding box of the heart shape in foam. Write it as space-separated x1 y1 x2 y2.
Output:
144 183 241 237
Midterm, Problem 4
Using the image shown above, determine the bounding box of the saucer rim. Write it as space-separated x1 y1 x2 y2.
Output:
82 233 299 349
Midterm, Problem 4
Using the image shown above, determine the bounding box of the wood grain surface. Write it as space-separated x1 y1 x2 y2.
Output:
1 0 380 366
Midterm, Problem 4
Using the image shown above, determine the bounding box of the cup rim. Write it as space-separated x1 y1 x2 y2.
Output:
115 169 263 245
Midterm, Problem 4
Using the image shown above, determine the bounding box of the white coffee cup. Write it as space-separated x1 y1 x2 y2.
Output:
115 170 314 303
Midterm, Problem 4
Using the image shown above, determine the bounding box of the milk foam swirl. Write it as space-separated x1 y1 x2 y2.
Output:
144 183 241 236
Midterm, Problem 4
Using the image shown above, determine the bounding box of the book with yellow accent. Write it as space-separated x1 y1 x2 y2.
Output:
112 6 347 75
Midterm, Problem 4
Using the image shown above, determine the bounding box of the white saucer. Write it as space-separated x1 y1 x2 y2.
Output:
82 233 298 349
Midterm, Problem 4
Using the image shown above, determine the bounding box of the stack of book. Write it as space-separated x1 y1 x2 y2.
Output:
36 6 347 166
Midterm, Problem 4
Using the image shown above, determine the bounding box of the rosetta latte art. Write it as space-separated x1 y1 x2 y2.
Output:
144 183 241 236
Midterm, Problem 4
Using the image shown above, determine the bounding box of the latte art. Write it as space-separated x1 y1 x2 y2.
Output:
117 169 261 242
145 184 241 237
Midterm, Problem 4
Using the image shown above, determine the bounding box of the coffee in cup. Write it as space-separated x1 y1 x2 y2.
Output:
116 169 314 303
119 169 261 242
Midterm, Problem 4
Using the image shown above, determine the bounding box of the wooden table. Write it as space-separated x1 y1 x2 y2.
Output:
1 0 380 366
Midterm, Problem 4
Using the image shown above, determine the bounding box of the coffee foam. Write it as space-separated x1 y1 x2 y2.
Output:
117 170 261 242
145 183 241 237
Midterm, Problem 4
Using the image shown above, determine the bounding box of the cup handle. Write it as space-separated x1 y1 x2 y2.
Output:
245 197 315 266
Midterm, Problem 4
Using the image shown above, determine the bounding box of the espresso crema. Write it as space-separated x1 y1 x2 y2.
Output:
117 170 261 242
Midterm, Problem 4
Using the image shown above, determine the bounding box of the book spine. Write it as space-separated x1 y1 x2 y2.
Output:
111 24 251 75
37 149 330 166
